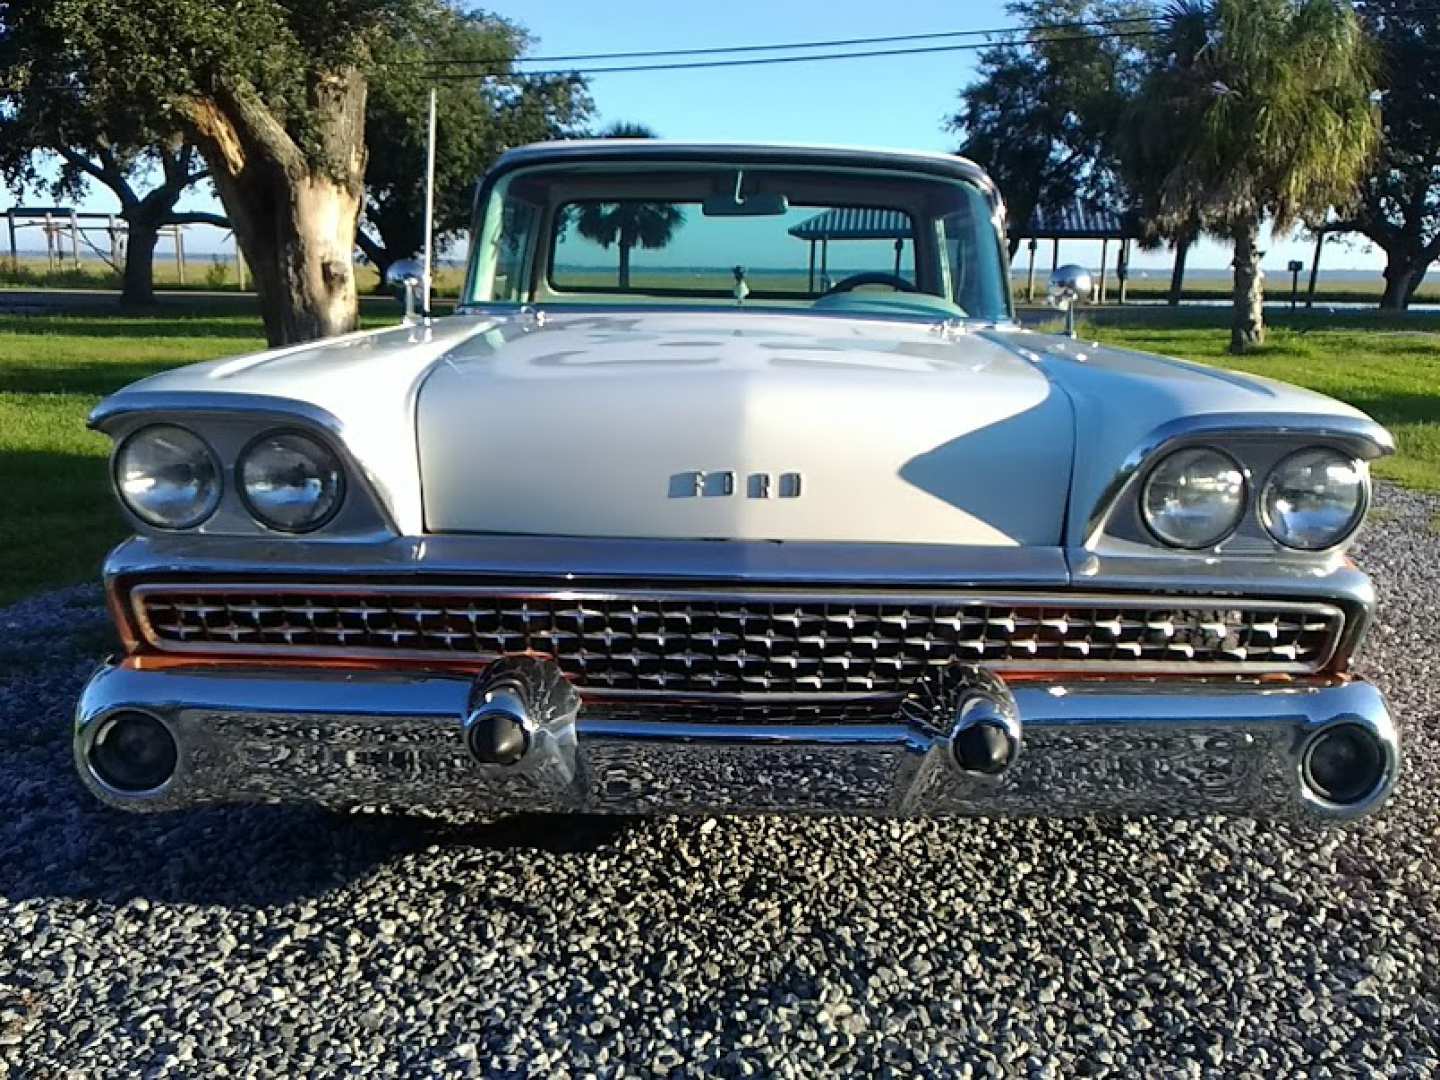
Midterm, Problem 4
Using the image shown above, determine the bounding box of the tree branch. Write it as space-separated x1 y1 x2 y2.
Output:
160 211 230 228
95 146 137 205
355 227 387 268
54 146 107 185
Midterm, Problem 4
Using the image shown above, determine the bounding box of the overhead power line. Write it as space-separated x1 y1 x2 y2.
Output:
413 29 1164 80
413 13 1166 67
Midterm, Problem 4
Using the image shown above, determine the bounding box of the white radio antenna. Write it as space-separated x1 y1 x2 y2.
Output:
421 87 438 319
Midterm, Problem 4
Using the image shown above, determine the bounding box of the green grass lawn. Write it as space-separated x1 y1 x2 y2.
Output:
1 298 1437 606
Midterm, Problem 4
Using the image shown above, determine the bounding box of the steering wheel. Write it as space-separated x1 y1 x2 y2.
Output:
820 271 917 296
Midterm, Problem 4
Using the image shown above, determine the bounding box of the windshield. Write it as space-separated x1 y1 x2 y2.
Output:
467 161 1011 321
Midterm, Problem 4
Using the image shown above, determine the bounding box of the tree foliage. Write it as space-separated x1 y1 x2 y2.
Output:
946 0 1152 256
1124 0 1379 351
1335 1 1440 309
0 4 224 303
569 123 684 289
357 8 591 280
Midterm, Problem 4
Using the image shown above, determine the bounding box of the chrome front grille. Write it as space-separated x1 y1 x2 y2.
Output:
131 583 1346 690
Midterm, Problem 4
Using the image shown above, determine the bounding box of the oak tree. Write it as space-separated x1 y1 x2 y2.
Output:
21 0 432 345
0 12 223 304
1337 1 1440 310
356 8 590 285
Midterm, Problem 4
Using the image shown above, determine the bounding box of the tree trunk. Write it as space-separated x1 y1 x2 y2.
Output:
618 241 632 290
1230 219 1265 355
1168 235 1190 306
120 217 159 306
1380 253 1429 311
184 74 367 347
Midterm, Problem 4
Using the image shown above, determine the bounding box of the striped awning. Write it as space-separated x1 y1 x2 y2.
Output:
788 208 913 241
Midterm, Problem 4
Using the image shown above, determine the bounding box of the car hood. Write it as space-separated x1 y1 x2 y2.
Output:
417 310 1074 545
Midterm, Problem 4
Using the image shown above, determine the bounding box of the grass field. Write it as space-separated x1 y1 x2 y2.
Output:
1 255 471 297
1 297 1438 605
5 253 1437 306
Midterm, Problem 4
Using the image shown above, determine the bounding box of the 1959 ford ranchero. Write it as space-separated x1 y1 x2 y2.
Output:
75 141 1398 822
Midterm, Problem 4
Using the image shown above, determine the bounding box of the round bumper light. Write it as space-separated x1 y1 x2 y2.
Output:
464 687 531 766
89 711 178 793
1303 724 1386 805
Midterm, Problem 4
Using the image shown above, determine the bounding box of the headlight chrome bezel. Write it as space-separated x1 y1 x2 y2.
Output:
1259 447 1369 552
112 423 224 531
236 428 347 534
1139 445 1249 550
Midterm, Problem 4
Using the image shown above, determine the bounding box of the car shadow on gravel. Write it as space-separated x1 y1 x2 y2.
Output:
0 798 645 908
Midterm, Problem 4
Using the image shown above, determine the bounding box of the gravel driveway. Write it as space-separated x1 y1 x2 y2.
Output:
3 486 1437 1078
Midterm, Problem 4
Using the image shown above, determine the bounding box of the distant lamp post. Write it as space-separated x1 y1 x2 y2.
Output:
1288 260 1305 311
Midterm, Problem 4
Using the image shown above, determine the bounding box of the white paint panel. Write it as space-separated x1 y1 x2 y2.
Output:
418 311 1073 545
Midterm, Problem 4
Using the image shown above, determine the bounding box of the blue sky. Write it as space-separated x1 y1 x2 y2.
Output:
499 0 1383 276
43 0 1387 276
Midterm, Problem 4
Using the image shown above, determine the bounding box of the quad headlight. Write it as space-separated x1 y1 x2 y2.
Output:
1141 447 1246 549
237 431 345 532
114 424 222 529
1261 448 1366 550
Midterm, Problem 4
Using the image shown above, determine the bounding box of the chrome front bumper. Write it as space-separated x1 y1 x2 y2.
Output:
74 660 1399 822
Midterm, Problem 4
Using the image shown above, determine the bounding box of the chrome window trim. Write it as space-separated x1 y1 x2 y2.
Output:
463 142 1011 315
128 580 1347 676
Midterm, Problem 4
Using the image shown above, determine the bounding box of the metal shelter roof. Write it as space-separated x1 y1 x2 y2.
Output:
788 207 913 241
1018 202 1140 240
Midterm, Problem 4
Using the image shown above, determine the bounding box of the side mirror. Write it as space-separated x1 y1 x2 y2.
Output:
385 258 424 323
1047 264 1093 338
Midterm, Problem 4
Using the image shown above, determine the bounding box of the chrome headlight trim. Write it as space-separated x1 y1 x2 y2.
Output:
236 428 347 534
112 423 223 530
1139 446 1247 550
1260 447 1369 551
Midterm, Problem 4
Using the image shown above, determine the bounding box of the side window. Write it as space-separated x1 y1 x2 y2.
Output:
491 198 539 302
940 198 1006 318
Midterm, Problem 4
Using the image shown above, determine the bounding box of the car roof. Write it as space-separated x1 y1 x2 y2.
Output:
491 140 999 197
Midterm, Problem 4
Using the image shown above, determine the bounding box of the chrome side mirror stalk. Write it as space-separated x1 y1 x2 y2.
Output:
384 258 426 325
1047 264 1093 338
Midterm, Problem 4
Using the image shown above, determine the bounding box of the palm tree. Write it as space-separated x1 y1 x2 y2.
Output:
574 121 685 289
1125 0 1379 353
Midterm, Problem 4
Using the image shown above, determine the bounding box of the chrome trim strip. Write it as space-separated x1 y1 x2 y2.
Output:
580 718 921 747
127 580 1347 675
89 391 349 436
104 535 1071 586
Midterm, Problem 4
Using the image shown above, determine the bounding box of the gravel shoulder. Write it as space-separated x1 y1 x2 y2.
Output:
2 487 1437 1078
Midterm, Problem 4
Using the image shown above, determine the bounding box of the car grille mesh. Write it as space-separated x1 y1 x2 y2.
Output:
132 584 1344 692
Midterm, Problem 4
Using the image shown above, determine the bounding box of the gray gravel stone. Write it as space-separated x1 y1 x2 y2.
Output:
0 485 1437 1077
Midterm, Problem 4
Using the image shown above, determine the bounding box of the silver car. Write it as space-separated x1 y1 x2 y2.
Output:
75 142 1397 822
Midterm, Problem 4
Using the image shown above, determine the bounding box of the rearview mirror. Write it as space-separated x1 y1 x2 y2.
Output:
702 192 789 217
